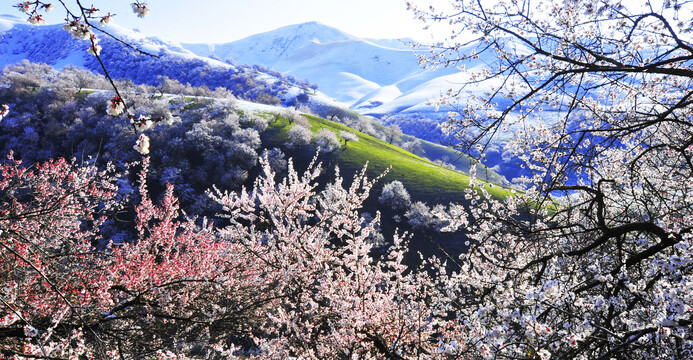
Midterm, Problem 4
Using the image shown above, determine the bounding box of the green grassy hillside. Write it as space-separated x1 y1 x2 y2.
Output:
268 113 515 205
367 121 509 186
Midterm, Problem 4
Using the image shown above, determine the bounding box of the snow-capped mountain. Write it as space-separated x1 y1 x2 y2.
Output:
0 14 208 68
0 16 484 121
0 15 348 112
182 22 471 117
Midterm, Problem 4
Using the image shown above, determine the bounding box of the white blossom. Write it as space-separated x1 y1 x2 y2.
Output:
84 6 98 16
133 134 150 155
160 112 175 126
0 104 9 120
99 13 113 26
106 96 125 116
28 14 45 24
16 1 31 13
24 325 39 337
63 20 92 40
131 2 149 18
88 43 102 56
0 312 19 326
537 348 551 360
131 115 154 132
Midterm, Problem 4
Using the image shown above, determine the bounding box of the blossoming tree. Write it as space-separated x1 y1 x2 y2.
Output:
0 148 449 358
408 0 693 358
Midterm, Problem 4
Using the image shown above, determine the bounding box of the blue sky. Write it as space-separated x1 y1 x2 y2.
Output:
2 0 436 43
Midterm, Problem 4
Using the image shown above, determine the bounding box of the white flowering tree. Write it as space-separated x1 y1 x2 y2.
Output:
409 0 693 358
286 124 313 149
384 123 403 145
339 130 359 147
379 180 412 211
314 128 341 153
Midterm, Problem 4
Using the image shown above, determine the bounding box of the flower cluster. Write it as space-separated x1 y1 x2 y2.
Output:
15 1 32 13
0 104 8 120
133 133 150 154
106 96 125 116
87 33 101 56
62 19 92 40
16 1 52 23
131 2 149 18
55 6 109 57
99 12 113 26
23 325 39 337
16 2 53 20
160 111 175 126
130 114 154 132
28 14 44 24
0 312 19 326
83 6 98 16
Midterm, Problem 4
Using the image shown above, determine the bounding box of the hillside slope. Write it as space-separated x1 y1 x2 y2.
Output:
0 15 514 187
182 21 467 114
255 111 515 260
259 109 514 204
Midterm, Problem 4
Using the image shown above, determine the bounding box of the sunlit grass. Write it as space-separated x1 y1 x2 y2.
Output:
270 114 516 202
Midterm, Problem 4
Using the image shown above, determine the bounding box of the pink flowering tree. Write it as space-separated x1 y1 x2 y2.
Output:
0 151 448 358
409 0 693 358
0 151 273 358
0 152 121 358
0 153 267 358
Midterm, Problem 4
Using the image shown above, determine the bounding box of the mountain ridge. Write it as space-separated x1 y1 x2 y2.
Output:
180 21 465 113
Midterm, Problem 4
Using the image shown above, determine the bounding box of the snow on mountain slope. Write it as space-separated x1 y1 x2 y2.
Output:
0 14 19 31
0 14 223 70
0 16 476 122
0 16 343 115
183 22 354 66
182 22 463 108
361 69 504 116
352 85 403 110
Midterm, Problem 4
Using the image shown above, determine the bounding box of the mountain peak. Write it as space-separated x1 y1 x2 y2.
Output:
253 21 357 45
180 21 360 69
295 21 330 29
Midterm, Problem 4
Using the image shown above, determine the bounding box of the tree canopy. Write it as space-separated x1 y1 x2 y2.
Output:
407 0 693 358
